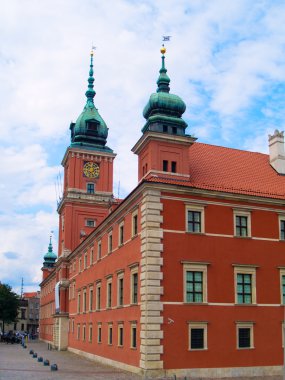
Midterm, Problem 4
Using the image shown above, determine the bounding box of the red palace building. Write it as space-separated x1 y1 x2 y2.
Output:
40 46 285 378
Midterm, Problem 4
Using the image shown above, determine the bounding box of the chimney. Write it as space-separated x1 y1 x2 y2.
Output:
268 130 285 174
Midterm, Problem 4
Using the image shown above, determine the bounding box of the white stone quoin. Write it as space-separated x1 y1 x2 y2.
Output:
268 130 285 174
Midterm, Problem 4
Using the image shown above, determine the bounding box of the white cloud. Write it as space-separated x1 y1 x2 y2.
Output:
0 0 285 291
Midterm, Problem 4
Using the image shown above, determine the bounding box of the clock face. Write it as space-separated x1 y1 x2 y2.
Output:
83 162 100 178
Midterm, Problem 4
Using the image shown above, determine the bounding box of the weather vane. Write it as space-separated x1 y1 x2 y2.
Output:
162 35 171 42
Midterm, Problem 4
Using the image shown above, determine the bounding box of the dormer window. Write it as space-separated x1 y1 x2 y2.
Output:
171 161 177 173
163 160 168 172
87 120 99 133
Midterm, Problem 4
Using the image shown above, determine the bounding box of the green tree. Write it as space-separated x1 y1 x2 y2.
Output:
0 283 20 334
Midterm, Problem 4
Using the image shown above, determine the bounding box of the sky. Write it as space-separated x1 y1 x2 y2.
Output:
1 0 285 294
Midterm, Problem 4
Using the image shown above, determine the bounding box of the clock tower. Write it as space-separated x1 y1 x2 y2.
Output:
58 50 116 258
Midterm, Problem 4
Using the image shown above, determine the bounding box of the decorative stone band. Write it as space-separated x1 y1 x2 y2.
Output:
140 189 164 374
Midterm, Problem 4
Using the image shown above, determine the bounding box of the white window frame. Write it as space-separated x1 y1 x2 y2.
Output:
96 282 101 311
130 266 139 305
236 322 254 349
108 324 113 345
90 247 94 265
106 277 112 309
233 210 251 237
97 323 102 343
188 322 208 351
77 324 80 340
77 292 81 314
89 324 93 343
130 323 137 349
185 205 205 233
279 216 285 241
89 287 93 311
82 324 86 341
119 221 124 246
234 266 257 304
117 272 124 307
280 269 285 305
84 253 87 269
97 240 102 260
183 262 208 303
108 232 113 254
118 323 124 347
85 219 95 228
132 210 138 237
83 288 87 313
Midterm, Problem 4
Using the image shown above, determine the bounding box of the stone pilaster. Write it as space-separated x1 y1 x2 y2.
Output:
140 189 164 375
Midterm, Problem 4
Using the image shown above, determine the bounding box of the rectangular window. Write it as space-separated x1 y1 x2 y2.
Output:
89 325 93 342
77 324 80 340
131 324 137 348
107 279 112 308
79 258 82 272
234 210 251 237
235 215 248 237
97 241 102 260
96 284 101 310
132 212 138 237
119 223 124 246
171 161 177 173
87 183 95 194
236 323 254 349
280 270 285 304
131 272 138 304
118 275 124 306
83 289 87 312
183 263 207 303
187 210 201 233
108 325 113 345
89 288 93 311
172 126 177 134
86 219 95 227
118 325 124 346
84 253 87 269
90 248 94 265
234 266 256 304
280 218 285 240
108 233 113 253
163 125 168 133
163 160 168 172
189 323 207 350
77 293 81 313
237 273 252 304
83 325 86 341
97 325 102 343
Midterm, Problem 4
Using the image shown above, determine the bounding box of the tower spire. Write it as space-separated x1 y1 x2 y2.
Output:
156 45 170 93
85 49 96 108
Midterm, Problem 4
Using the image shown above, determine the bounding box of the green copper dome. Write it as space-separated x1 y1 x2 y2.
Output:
43 237 57 268
70 51 112 152
142 47 188 134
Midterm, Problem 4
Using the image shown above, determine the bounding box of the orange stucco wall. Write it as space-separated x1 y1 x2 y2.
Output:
161 193 285 369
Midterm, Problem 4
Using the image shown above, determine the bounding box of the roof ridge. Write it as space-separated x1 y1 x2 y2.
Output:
194 141 269 157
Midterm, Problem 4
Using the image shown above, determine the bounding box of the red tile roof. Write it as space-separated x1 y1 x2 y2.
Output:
23 292 38 298
147 142 285 200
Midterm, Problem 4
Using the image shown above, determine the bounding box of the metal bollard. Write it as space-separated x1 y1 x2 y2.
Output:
43 359 50 366
33 353 37 358
29 349 34 355
38 357 43 362
51 364 58 371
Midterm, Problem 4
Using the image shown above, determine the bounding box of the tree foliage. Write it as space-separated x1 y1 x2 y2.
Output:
0 283 20 333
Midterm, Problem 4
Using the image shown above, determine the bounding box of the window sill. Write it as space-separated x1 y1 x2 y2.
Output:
131 234 138 240
117 305 124 309
234 303 257 306
234 236 252 239
186 232 205 235
237 347 254 350
184 302 208 305
189 348 208 351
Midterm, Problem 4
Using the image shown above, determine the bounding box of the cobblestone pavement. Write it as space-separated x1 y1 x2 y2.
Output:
0 340 283 380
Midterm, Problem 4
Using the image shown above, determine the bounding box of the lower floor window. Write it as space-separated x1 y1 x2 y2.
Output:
188 322 207 350
237 323 254 349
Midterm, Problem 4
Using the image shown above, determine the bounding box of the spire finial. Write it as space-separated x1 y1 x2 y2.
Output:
156 44 170 93
85 48 96 107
